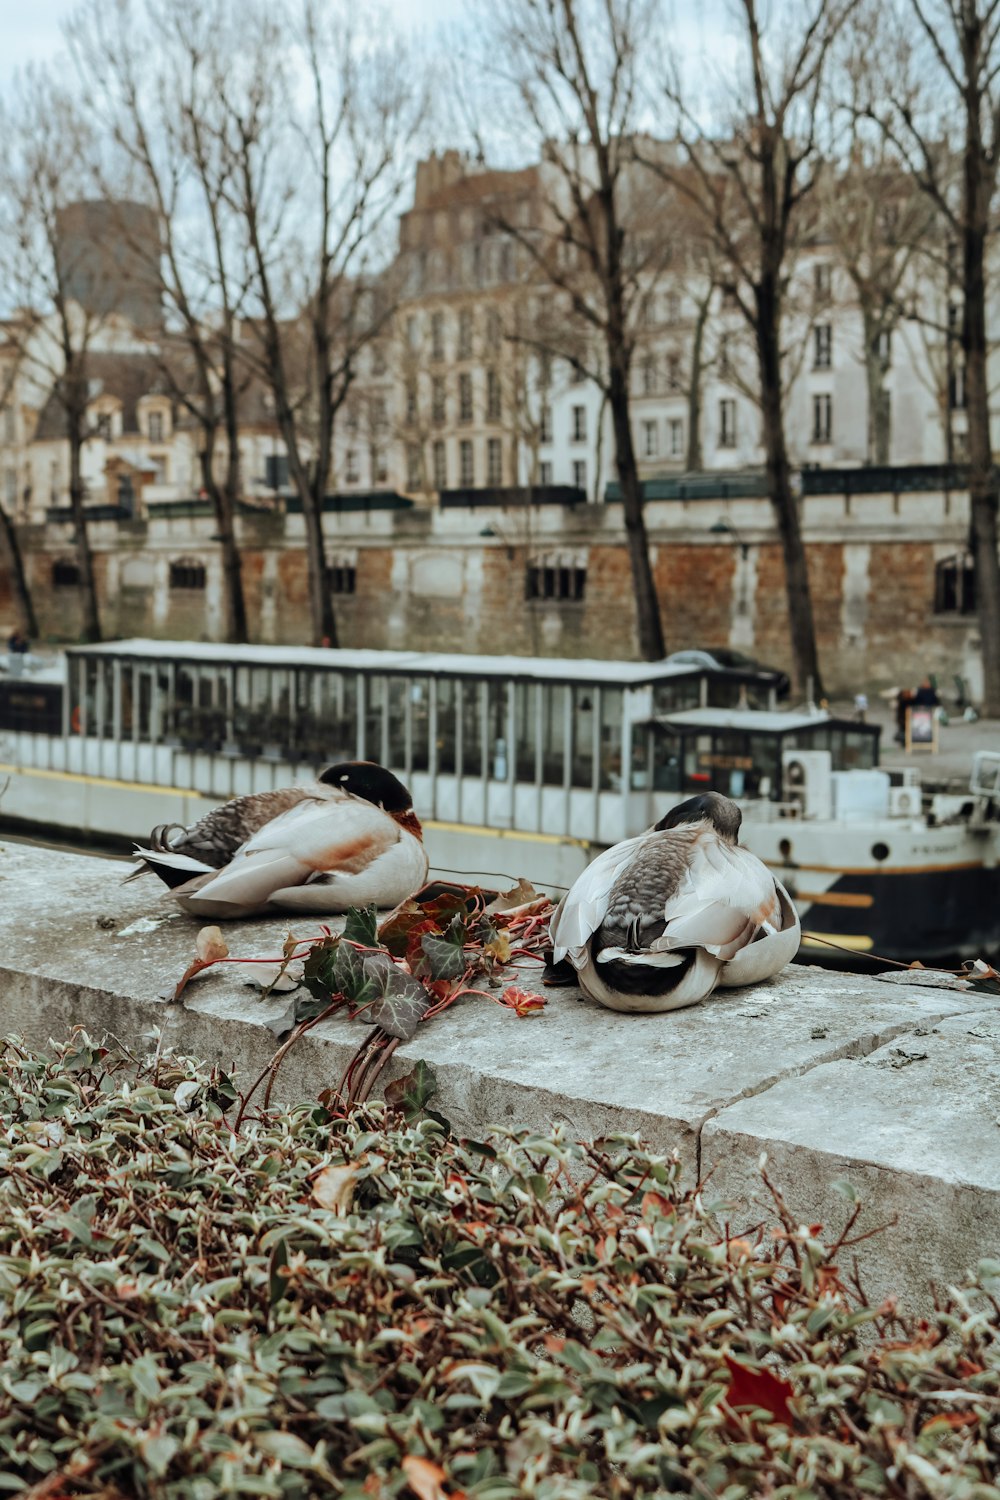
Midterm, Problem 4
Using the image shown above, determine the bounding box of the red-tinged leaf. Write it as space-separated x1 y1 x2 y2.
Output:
404 918 444 969
640 1190 675 1219
920 1410 980 1432
723 1354 796 1425
401 1454 465 1500
497 985 546 1017
378 901 426 956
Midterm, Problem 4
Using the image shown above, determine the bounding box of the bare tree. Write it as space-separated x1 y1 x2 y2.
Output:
467 0 669 661
649 0 860 698
0 72 105 642
221 0 424 646
69 0 255 643
864 0 1000 713
0 327 38 638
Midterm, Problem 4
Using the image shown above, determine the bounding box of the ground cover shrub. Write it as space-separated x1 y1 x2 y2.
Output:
0 1035 998 1498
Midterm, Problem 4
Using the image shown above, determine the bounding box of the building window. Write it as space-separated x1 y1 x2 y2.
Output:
96 412 112 441
406 315 419 349
812 393 832 444
458 372 473 423
487 436 503 485
572 459 587 491
328 561 357 595
525 554 587 601
374 448 388 484
539 460 553 485
371 396 388 431
571 404 587 441
642 419 658 458
949 364 967 410
935 553 976 615
814 262 832 303
148 409 164 442
345 404 359 434
169 560 206 590
665 291 681 322
406 382 418 424
433 439 447 490
540 404 553 443
486 367 501 421
460 438 475 486
669 417 684 457
718 334 731 376
431 376 446 425
458 308 473 360
813 324 832 369
641 354 658 395
345 449 359 483
265 453 289 490
52 559 80 587
666 351 681 390
431 311 445 361
485 308 501 352
719 398 737 448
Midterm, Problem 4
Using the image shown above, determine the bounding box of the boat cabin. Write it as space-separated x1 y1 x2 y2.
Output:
638 707 881 805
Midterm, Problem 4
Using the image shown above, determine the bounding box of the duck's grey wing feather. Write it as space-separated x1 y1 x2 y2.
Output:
598 825 701 948
162 786 331 867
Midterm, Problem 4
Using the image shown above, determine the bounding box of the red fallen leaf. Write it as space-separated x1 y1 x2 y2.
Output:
497 985 546 1017
723 1354 795 1425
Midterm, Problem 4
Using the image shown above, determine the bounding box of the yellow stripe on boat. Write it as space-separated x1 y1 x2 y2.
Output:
795 890 875 909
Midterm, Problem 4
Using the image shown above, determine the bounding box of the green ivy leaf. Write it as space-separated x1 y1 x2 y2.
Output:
363 960 430 1042
421 932 474 981
384 1061 438 1121
342 904 379 946
332 943 381 1006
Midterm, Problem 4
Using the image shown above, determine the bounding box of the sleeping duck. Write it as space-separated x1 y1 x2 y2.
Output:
129 761 428 919
549 790 800 1013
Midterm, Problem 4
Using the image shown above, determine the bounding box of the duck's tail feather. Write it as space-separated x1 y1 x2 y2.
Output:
129 846 215 891
595 946 686 967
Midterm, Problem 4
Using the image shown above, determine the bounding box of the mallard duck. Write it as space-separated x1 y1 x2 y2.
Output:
549 791 800 1013
129 761 428 919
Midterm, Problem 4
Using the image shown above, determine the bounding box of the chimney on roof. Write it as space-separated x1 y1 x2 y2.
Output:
413 149 467 207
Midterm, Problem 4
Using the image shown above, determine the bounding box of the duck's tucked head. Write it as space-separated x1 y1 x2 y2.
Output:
654 790 742 841
319 760 414 813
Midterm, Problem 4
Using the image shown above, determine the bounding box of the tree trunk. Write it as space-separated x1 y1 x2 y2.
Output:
686 291 710 471
67 398 101 643
963 211 1000 715
0 505 38 638
199 436 247 645
608 358 665 660
755 281 824 700
862 314 891 465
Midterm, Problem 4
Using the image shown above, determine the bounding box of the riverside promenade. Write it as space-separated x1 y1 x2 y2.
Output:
1 838 998 1313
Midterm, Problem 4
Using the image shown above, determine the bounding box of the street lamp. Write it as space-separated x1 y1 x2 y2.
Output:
710 516 749 558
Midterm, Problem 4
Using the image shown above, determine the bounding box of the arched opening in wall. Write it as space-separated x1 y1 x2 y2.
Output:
934 552 976 616
169 558 206 591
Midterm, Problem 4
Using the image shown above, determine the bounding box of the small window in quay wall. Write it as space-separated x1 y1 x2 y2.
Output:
52 559 80 588
170 561 206 590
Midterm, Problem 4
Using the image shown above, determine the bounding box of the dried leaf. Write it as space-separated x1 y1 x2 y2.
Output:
401 1455 457 1500
498 985 546 1017
311 1162 361 1215
196 925 229 964
484 877 541 913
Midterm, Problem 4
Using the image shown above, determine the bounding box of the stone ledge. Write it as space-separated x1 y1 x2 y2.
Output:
1 840 998 1304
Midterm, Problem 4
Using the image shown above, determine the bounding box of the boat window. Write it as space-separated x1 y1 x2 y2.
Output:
386 678 410 771
598 690 623 791
409 678 431 773
437 678 458 773
571 686 596 787
653 678 702 714
747 733 780 799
